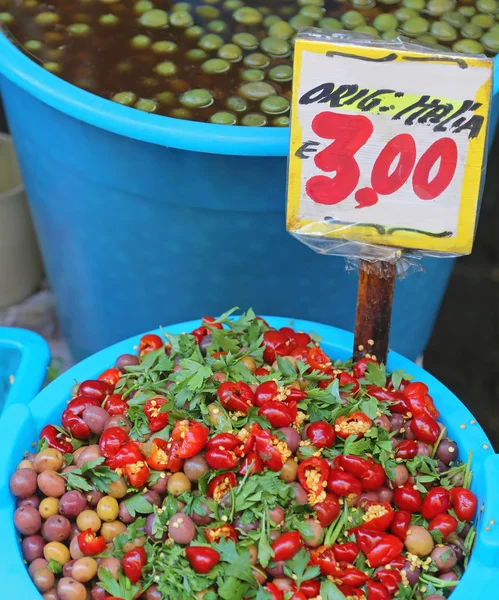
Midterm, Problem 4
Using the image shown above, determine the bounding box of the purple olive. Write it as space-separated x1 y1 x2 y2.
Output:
29 558 48 577
168 513 196 544
22 535 45 561
436 439 458 465
417 442 432 457
404 422 416 439
82 406 111 435
118 501 136 524
269 506 285 526
86 491 104 507
91 585 109 600
302 519 324 548
10 468 38 499
59 491 87 518
234 516 258 533
402 562 421 586
191 502 213 526
145 584 163 600
149 473 169 494
431 545 457 573
14 505 42 535
62 560 75 578
357 492 379 508
459 523 471 539
116 353 139 372
17 495 41 509
374 415 391 432
42 515 71 542
266 561 285 578
389 414 405 432
377 486 394 504
439 571 458 582
104 415 131 433
291 483 308 505
391 465 409 488
199 334 212 356
143 490 161 507
278 427 301 453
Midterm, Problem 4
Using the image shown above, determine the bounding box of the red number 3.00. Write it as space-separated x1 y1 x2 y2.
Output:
305 111 458 208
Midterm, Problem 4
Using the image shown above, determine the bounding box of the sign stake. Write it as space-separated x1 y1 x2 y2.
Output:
353 260 395 365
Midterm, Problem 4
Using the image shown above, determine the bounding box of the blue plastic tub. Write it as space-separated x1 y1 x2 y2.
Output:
0 327 49 413
0 316 497 596
0 33 496 361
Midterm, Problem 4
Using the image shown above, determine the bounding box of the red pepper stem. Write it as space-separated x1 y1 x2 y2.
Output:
324 499 349 546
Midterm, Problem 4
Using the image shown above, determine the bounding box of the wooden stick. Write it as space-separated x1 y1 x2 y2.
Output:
353 259 396 365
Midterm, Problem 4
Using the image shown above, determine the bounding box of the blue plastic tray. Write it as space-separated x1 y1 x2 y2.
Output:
0 317 497 597
0 327 50 414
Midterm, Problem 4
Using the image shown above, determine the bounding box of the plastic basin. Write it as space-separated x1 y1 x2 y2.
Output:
0 327 49 413
1 34 496 361
0 316 498 596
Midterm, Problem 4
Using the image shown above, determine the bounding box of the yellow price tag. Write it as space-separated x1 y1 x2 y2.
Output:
287 34 493 255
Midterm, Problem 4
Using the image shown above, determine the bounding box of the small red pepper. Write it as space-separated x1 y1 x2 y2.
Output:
393 483 423 513
139 333 163 356
271 531 302 562
376 569 402 594
254 426 287 471
314 493 341 527
334 455 385 491
217 381 255 414
410 414 440 444
98 367 121 387
334 412 372 440
123 460 150 489
259 399 297 428
307 347 332 372
238 452 263 476
366 533 404 568
77 529 106 556
61 396 102 439
352 357 377 379
327 469 362 499
395 440 418 460
366 580 391 600
421 486 451 521
403 381 439 419
262 330 295 364
310 545 339 576
123 547 147 584
428 513 458 539
39 425 74 454
144 396 169 433
361 501 394 531
202 316 223 330
332 542 360 564
77 380 114 401
450 487 478 521
171 419 209 459
103 394 128 415
207 472 237 502
205 524 238 543
99 427 130 458
390 510 412 541
105 441 144 469
298 457 330 498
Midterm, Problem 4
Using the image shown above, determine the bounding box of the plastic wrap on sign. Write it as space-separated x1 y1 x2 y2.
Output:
286 30 494 273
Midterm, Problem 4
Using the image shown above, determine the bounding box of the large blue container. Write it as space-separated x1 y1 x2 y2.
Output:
0 327 49 413
0 33 497 360
0 316 498 597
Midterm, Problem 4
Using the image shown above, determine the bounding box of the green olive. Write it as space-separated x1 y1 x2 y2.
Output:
452 38 485 52
138 9 168 27
461 23 484 38
472 13 495 28
210 111 237 125
239 81 277 101
373 13 399 32
241 68 265 82
426 0 455 16
430 20 458 40
318 16 342 30
232 32 259 49
402 16 430 35
341 10 367 29
481 29 499 50
442 11 468 28
395 7 418 21
180 89 214 108
241 113 268 127
112 91 137 106
233 6 263 25
477 0 498 13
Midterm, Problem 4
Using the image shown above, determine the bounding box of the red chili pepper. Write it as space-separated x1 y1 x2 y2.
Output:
336 568 369 587
353 357 377 379
254 426 287 471
306 421 336 448
217 381 255 414
144 437 173 471
298 457 330 497
337 372 360 394
366 580 391 600
205 447 240 470
334 412 373 440
202 316 223 330
103 394 128 415
123 547 147 584
191 326 208 344
362 501 394 531
327 469 362 498
299 580 320 598
206 432 242 453
367 385 410 415
393 483 423 513
315 493 341 527
376 569 402 594
124 460 150 489
403 382 439 419
421 486 451 521
238 451 263 476
171 419 209 459
255 380 277 407
61 396 102 439
77 529 106 556
262 330 295 364
332 542 360 563
77 380 114 401
265 583 284 600
450 487 478 521
310 545 339 576
428 513 458 539
207 472 237 502
259 400 297 428
185 546 220 574
366 533 404 568
99 427 129 458
271 531 302 562
139 333 163 356
98 368 121 387
105 441 144 469
290 345 310 364
39 425 73 453
205 525 238 543
307 347 332 372
352 528 384 555
410 414 440 444
144 396 169 432
334 455 385 491
255 367 270 377
286 387 308 402
338 586 365 600
390 510 412 541
395 440 418 460
282 329 311 347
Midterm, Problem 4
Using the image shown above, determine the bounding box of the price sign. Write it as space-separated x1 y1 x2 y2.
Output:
287 34 493 255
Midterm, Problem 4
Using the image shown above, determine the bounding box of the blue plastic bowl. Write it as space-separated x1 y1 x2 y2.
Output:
0 32 495 360
0 327 49 413
0 317 497 596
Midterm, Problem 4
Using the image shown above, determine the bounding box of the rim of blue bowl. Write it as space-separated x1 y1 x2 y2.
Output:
0 31 289 157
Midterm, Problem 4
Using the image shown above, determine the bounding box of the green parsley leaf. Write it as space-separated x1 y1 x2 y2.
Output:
283 548 320 588
46 558 63 574
98 568 140 600
342 435 371 456
364 362 387 387
320 579 347 600
172 358 213 392
217 576 251 600
124 493 155 517
63 458 119 493
390 369 414 390
276 355 298 379
360 397 379 420
208 328 241 355
37 437 49 452
215 539 256 585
